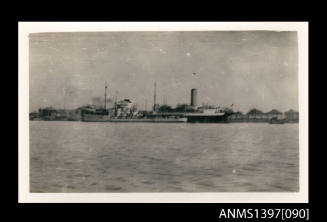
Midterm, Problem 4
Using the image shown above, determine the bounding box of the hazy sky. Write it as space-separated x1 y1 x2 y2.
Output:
29 31 298 113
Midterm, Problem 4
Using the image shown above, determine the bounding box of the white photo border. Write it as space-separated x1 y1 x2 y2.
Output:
18 22 308 203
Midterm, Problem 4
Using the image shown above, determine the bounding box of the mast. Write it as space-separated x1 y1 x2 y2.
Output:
153 81 157 111
114 90 118 105
114 90 118 116
104 81 108 110
63 87 66 110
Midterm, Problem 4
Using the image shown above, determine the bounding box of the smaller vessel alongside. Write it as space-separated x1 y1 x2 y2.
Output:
269 117 286 124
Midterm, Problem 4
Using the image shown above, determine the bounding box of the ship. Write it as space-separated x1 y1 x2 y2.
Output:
269 117 286 124
81 81 234 123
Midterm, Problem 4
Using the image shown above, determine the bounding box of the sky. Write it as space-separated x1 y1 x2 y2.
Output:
29 31 298 113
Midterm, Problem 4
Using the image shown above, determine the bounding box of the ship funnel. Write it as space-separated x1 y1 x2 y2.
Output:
191 88 197 107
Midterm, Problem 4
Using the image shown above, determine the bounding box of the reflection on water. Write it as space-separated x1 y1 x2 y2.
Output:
30 121 299 192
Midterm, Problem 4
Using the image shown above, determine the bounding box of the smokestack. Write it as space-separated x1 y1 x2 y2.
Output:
104 82 108 110
191 88 197 107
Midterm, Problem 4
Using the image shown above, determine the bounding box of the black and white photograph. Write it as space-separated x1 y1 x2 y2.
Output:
18 22 308 203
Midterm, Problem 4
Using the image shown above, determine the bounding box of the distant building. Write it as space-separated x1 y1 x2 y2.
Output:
266 109 283 120
37 107 82 121
29 111 38 120
38 107 57 120
246 108 264 120
54 109 68 119
228 111 244 121
284 109 299 122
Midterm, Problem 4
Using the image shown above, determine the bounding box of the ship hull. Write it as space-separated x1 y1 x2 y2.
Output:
109 118 187 123
82 114 111 122
82 114 187 123
82 113 231 123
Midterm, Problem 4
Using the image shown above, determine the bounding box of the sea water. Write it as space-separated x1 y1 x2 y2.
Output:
30 121 299 192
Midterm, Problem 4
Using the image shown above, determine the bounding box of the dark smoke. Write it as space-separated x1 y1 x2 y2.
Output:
91 97 113 107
